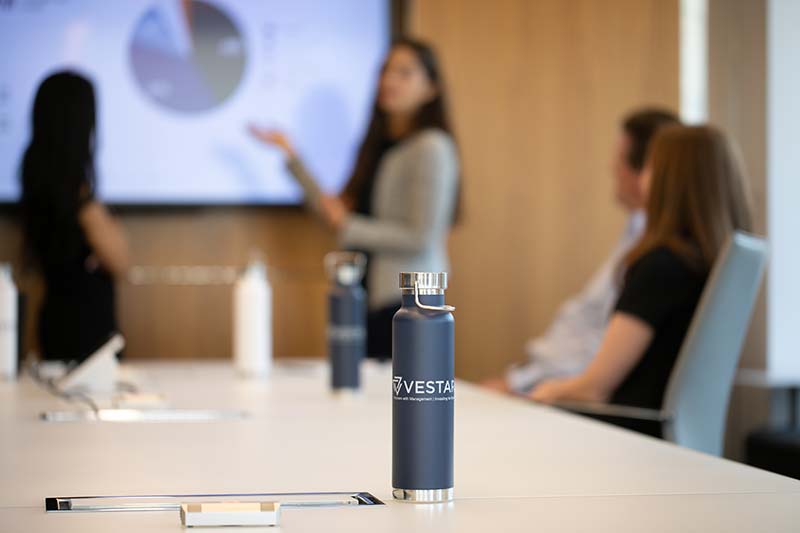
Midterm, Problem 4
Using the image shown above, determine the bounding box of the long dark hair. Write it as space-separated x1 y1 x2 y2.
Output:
344 37 460 222
20 71 97 268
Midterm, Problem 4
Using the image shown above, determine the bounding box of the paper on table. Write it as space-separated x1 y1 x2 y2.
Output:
181 501 281 527
39 408 249 423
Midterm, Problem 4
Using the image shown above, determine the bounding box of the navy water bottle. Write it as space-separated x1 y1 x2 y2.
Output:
325 252 367 392
392 272 455 502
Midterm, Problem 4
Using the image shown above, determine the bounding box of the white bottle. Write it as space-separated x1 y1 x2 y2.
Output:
233 257 272 378
0 263 18 381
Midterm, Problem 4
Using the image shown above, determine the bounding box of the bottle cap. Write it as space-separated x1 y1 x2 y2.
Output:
399 272 453 311
399 272 448 291
246 259 267 279
324 252 366 286
243 249 267 280
336 264 360 286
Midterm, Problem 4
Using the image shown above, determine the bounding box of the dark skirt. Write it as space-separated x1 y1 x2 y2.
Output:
39 267 118 364
366 303 400 360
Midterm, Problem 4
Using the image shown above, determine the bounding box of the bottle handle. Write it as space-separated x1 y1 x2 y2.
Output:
414 281 455 312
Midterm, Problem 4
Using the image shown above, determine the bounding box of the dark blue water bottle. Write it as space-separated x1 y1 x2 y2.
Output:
392 272 455 502
325 252 366 393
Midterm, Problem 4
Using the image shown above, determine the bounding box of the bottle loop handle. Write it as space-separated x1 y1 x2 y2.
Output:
414 281 455 312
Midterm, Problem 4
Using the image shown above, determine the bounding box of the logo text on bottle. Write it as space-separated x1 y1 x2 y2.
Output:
393 375 454 401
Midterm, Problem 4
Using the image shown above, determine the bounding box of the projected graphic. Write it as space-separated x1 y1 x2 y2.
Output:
0 0 388 205
130 0 246 112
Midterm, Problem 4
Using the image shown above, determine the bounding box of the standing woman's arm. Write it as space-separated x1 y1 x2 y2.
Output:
248 126 325 212
78 201 130 278
285 156 324 212
339 131 458 253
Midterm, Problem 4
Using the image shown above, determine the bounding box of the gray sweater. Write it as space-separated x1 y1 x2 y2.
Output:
288 128 459 309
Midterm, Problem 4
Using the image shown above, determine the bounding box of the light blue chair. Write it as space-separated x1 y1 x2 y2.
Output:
557 232 768 456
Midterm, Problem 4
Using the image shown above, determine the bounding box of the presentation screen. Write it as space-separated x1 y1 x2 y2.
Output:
0 0 389 205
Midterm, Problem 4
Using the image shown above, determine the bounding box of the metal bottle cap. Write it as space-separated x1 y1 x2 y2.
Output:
399 272 448 291
399 272 454 312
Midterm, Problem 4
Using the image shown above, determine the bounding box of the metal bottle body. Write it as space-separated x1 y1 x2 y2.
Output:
328 282 366 390
392 292 455 502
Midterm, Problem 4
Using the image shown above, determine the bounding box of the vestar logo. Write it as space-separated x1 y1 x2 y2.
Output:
393 375 455 397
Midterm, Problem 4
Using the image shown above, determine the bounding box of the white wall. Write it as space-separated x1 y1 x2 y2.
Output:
680 0 708 124
767 0 800 380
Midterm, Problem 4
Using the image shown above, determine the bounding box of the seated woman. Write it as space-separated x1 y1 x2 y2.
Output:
531 126 753 425
20 71 129 363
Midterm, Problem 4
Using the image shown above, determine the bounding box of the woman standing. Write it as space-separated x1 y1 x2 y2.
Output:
20 71 129 363
251 38 460 359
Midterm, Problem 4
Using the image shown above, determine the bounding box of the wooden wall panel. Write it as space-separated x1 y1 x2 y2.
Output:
116 209 336 359
410 0 679 379
0 210 335 360
708 0 769 460
708 0 767 369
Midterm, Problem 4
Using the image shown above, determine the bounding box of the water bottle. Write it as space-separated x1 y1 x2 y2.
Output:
233 255 272 378
392 272 455 503
0 263 17 381
325 252 366 393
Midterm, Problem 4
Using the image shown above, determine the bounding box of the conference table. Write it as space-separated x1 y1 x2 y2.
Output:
1 359 799 531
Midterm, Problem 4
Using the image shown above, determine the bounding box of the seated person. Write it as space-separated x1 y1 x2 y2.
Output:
531 125 753 418
483 109 679 394
19 71 129 363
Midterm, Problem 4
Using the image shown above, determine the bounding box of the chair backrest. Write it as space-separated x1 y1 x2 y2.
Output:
661 232 768 456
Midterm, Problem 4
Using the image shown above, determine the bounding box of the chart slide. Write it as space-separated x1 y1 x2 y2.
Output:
0 0 388 205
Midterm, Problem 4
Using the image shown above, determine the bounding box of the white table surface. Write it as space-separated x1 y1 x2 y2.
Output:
1 360 799 532
3 492 800 533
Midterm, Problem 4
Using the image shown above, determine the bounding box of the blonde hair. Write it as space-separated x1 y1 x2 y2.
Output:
625 125 753 271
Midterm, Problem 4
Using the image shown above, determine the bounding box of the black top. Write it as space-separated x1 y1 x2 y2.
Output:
611 246 708 409
352 138 397 294
353 138 398 217
37 219 117 363
352 138 399 360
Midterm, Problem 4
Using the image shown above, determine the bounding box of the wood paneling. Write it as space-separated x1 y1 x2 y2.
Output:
116 209 336 359
0 210 336 360
708 0 768 460
708 0 767 369
409 0 679 379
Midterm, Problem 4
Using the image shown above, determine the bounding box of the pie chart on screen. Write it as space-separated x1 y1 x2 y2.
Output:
129 0 246 112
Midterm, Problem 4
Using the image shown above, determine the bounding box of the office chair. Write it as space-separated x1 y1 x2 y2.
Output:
556 232 768 456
